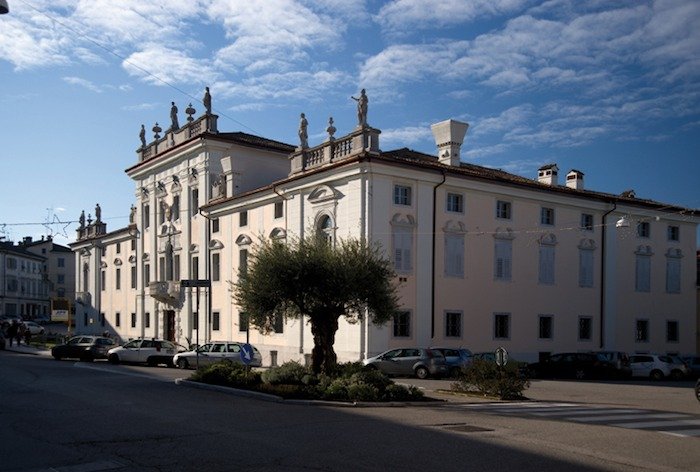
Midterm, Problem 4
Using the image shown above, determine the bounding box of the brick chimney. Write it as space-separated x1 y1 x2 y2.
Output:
431 119 469 166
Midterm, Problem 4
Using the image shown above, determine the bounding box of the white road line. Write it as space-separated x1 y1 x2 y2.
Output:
661 429 700 437
529 408 645 417
573 413 689 423
616 419 700 429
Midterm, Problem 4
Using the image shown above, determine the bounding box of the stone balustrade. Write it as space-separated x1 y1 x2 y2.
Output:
289 126 381 175
137 114 218 163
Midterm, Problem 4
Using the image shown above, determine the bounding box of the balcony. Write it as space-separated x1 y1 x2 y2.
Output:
148 281 182 307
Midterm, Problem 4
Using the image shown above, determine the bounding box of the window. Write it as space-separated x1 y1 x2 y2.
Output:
538 245 555 285
581 214 593 231
393 185 411 206
666 320 679 343
145 312 150 328
100 312 105 327
213 311 220 331
172 195 180 221
173 255 180 281
58 258 65 268
635 319 649 342
539 315 553 339
144 264 150 285
666 255 681 294
273 313 284 333
445 311 461 338
494 313 510 339
392 226 413 273
131 239 136 251
191 188 199 217
212 218 220 233
393 311 411 337
667 225 679 241
116 243 121 254
115 268 121 290
444 233 464 278
239 312 248 333
116 312 121 327
274 201 284 219
494 239 512 281
192 256 199 280
212 253 220 281
131 312 136 328
101 270 106 291
635 255 651 292
159 201 166 225
540 207 555 226
578 248 594 287
239 211 248 227
144 205 150 229
131 266 137 289
446 193 463 213
239 249 248 278
159 256 166 281
578 316 592 341
496 200 511 219
57 274 65 285
6 257 17 269
637 222 650 238
317 215 334 243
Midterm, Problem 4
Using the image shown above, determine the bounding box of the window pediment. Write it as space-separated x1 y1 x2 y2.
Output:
493 227 515 240
666 248 683 258
142 253 150 261
209 239 224 250
236 235 253 246
578 238 596 250
308 184 342 204
100 261 107 269
443 220 466 234
128 255 137 264
539 233 557 246
113 258 123 266
189 244 198 253
635 245 654 256
269 228 286 240
390 213 416 227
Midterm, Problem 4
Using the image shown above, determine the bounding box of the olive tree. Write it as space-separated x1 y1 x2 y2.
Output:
233 235 399 374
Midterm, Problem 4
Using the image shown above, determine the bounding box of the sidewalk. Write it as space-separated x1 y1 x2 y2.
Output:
2 343 52 357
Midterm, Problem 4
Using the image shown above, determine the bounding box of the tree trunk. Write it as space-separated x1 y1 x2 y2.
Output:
310 314 339 374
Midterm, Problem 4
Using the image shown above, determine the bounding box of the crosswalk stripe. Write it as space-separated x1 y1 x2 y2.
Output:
573 413 688 422
617 419 700 429
529 408 644 417
662 429 700 437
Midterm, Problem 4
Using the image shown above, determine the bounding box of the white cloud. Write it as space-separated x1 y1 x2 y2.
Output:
122 103 159 112
122 46 219 86
63 76 102 93
380 125 433 146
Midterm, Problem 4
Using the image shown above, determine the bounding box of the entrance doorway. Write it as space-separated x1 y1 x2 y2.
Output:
165 310 175 341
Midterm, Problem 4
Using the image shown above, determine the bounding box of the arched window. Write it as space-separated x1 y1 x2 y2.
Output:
317 214 334 243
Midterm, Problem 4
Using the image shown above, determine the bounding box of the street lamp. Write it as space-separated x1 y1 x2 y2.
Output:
0 1 9 14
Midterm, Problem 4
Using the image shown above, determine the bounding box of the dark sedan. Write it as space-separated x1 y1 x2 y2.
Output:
51 336 116 362
528 352 615 380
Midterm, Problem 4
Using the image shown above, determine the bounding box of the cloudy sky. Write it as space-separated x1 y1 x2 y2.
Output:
1 0 698 245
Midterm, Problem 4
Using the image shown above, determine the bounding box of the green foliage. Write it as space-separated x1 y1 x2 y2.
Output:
233 234 400 373
452 359 529 400
261 361 312 385
190 361 261 388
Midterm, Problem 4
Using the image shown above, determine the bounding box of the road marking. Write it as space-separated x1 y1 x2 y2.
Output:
573 413 688 422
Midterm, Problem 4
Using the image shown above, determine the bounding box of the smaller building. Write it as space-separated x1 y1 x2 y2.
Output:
0 239 49 318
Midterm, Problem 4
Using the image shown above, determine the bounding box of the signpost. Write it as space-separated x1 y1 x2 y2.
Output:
495 347 508 367
240 343 254 366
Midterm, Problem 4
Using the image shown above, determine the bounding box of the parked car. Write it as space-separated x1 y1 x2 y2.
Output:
173 341 263 369
0 315 23 328
472 351 528 374
108 339 178 367
594 351 632 378
695 379 700 402
33 314 51 325
363 348 448 379
629 354 674 380
527 352 615 380
51 336 116 361
681 356 700 378
668 355 691 380
431 347 473 377
22 321 45 336
0 331 5 350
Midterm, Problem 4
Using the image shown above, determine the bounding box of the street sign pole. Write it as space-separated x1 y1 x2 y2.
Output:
195 286 200 370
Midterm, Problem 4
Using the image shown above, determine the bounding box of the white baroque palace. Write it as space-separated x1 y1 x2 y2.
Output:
71 93 699 365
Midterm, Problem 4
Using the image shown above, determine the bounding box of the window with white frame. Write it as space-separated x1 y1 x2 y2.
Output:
273 313 284 333
578 316 592 341
446 193 463 213
144 264 150 285
145 312 150 328
494 239 512 281
144 204 150 229
392 225 413 273
539 315 553 339
212 218 220 233
496 200 511 219
116 312 121 327
445 311 461 338
580 213 594 231
393 185 412 206
191 256 199 280
578 247 594 287
635 319 649 342
666 320 679 343
667 225 679 241
131 312 136 328
540 207 555 226
274 201 284 219
212 253 220 281
317 214 334 243
444 233 464 278
115 268 121 290
191 188 199 217
239 211 248 227
637 222 650 238
665 251 681 293
393 311 411 337
213 311 220 331
494 313 510 339
131 265 136 289
635 252 651 292
538 244 555 285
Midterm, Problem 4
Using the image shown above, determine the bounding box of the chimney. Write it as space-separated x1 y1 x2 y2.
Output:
565 169 584 190
537 164 559 186
431 119 469 166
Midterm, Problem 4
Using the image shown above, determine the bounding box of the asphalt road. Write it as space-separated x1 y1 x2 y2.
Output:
1 351 699 472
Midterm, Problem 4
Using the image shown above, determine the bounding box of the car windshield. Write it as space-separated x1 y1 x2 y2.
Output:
196 343 212 353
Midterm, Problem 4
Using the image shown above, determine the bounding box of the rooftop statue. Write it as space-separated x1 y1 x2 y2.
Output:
170 102 179 131
351 88 368 128
95 204 101 223
129 205 136 224
139 124 146 148
298 113 309 149
203 87 212 115
79 210 85 229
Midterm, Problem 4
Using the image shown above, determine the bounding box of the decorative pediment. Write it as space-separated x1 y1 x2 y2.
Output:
493 227 515 240
209 239 224 250
142 252 150 261
189 167 198 184
236 235 253 246
539 233 557 246
113 258 123 266
578 238 596 250
80 248 91 257
308 184 343 204
666 248 683 258
635 245 654 256
170 175 181 194
190 243 199 253
156 181 167 197
100 261 107 269
128 255 137 264
443 220 466 234
390 213 416 227
269 228 286 240
140 187 149 198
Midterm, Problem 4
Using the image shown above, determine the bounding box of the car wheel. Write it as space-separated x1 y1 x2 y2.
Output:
695 381 700 402
415 366 429 379
108 354 120 365
650 369 664 381
177 358 190 369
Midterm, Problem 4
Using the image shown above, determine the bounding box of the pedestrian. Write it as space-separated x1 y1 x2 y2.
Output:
24 327 31 346
7 320 18 347
16 323 25 346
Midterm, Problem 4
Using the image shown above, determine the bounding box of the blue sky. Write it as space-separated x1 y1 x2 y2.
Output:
1 0 698 246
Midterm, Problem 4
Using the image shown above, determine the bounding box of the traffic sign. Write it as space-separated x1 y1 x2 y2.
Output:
240 343 254 365
495 347 508 367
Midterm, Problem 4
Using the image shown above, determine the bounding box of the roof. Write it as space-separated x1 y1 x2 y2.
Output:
0 242 46 260
212 132 295 153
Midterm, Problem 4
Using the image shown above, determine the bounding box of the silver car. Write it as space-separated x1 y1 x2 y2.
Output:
173 341 263 369
363 348 448 379
108 339 178 367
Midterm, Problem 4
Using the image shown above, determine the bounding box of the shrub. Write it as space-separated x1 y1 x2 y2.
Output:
190 361 261 388
452 358 529 400
326 361 366 378
261 361 311 385
323 378 349 400
382 384 424 401
347 382 380 401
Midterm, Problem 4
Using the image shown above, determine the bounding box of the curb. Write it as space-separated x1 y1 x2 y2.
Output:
174 379 448 407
